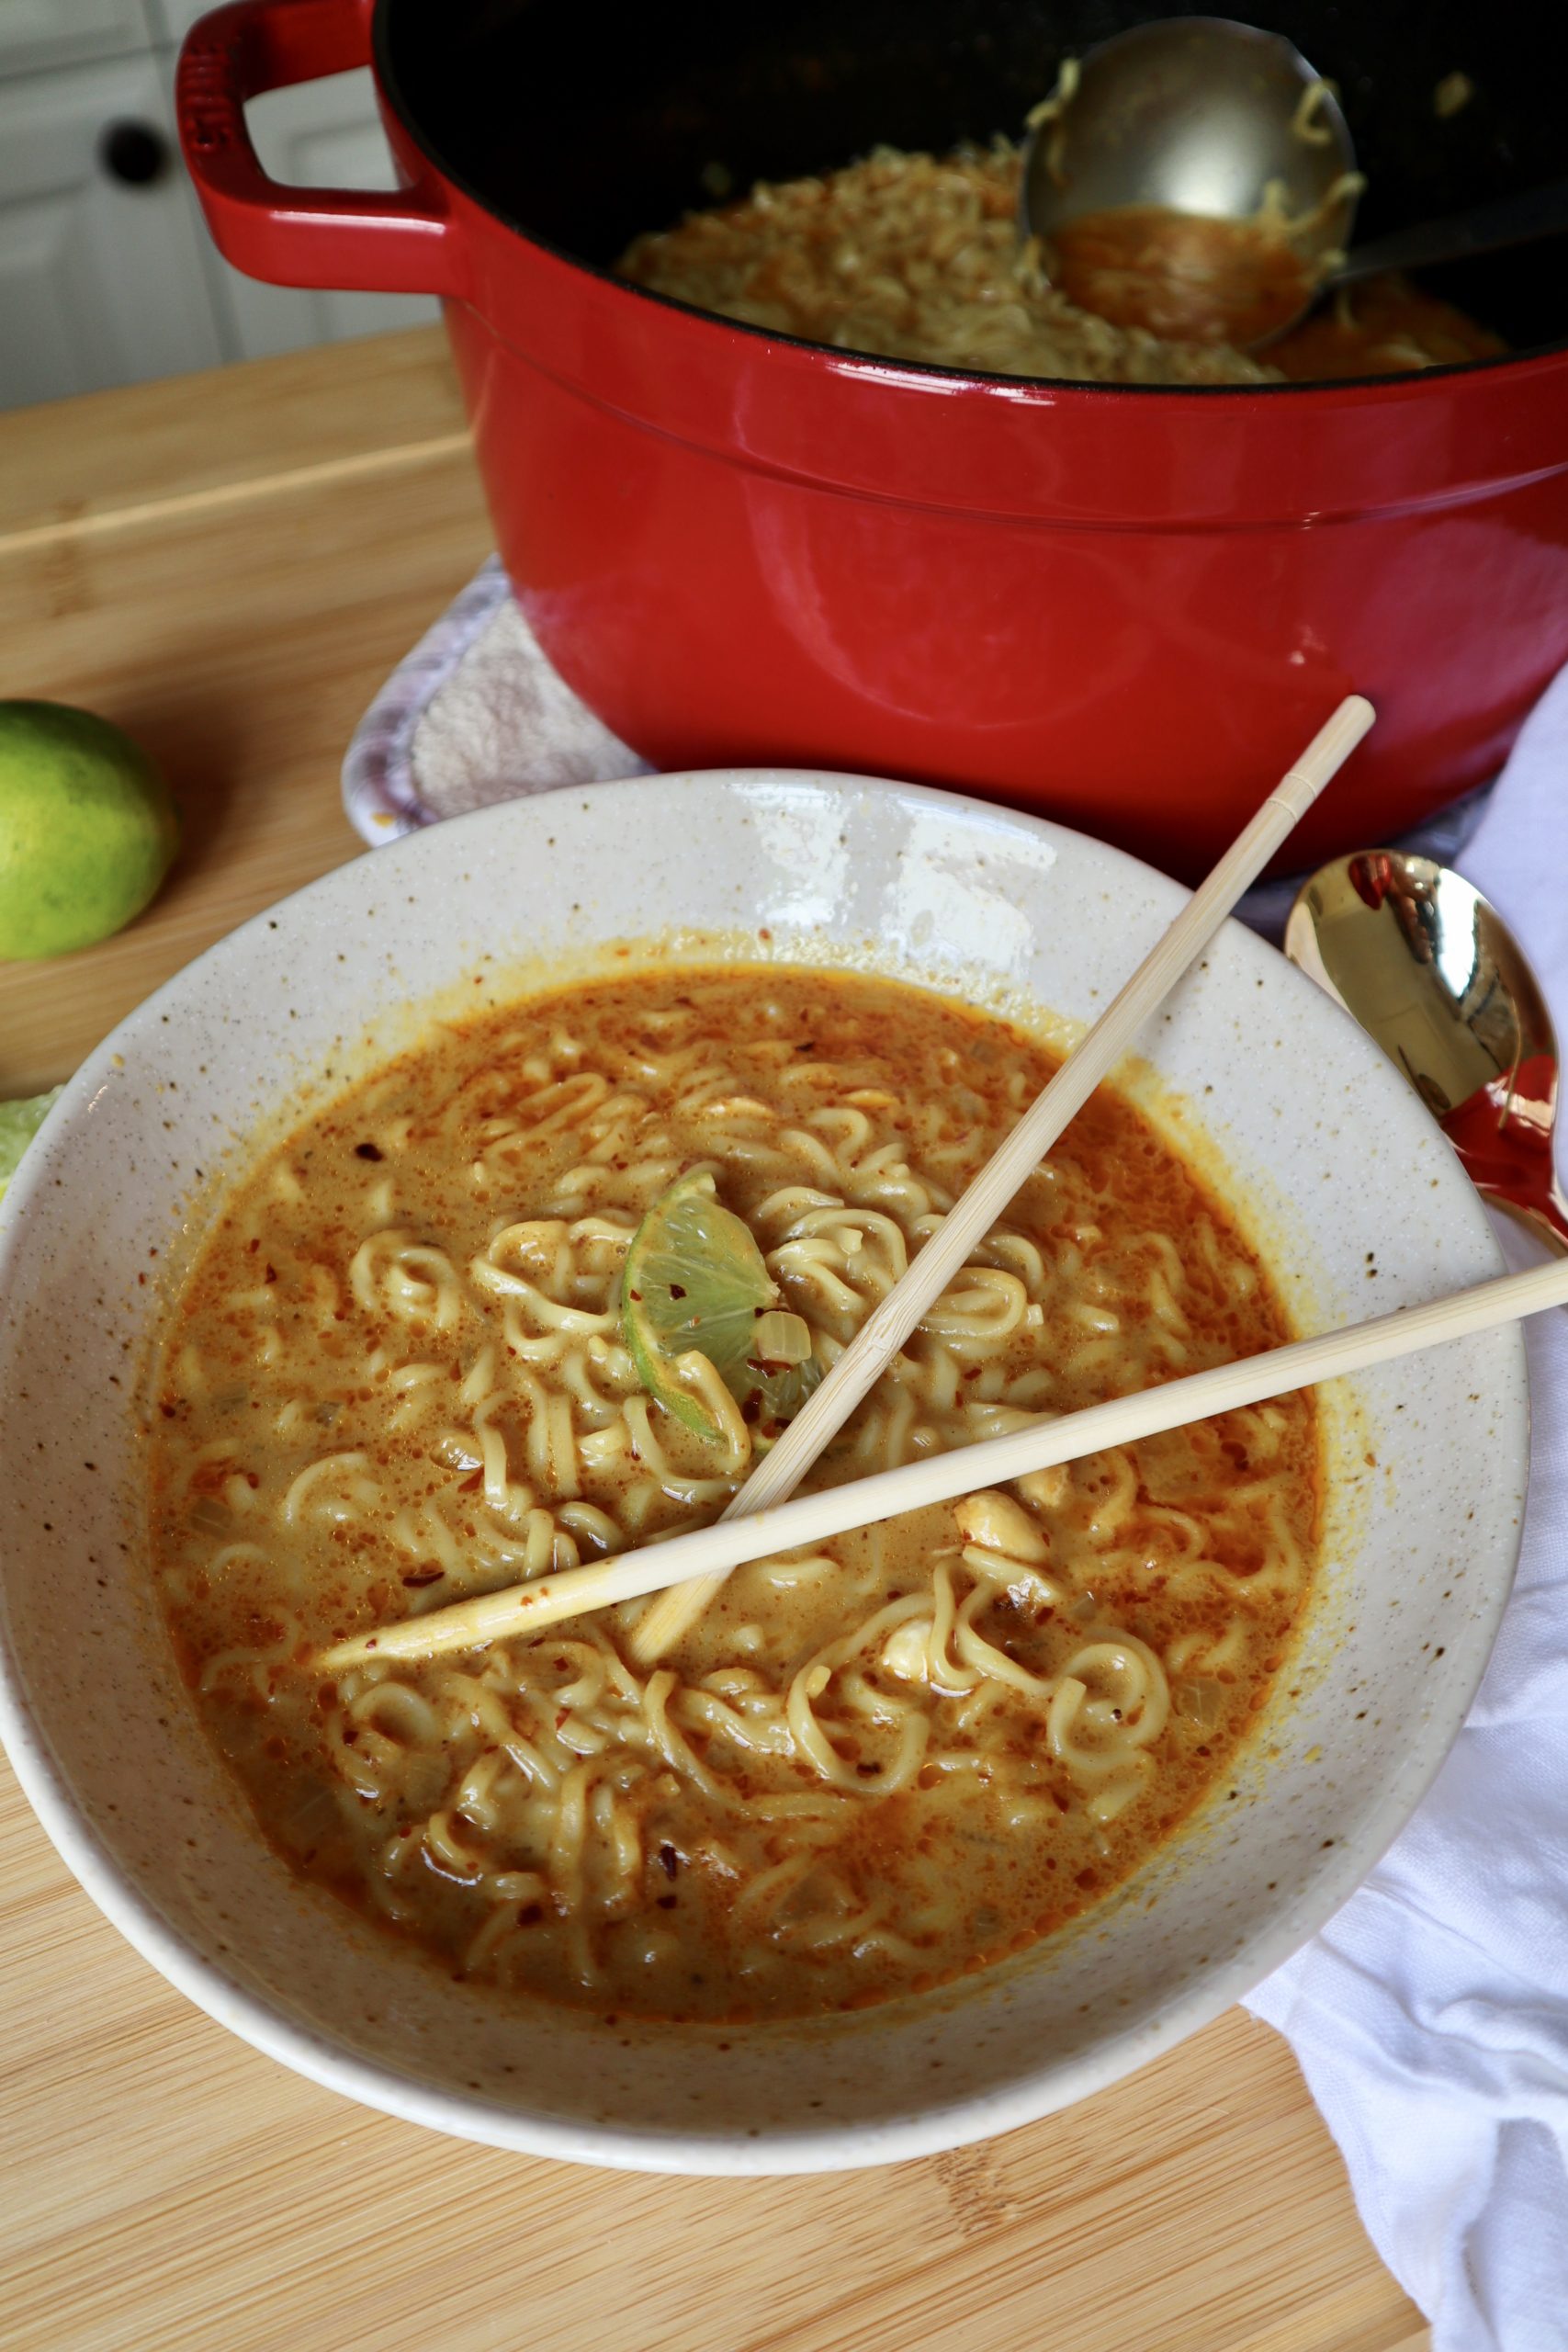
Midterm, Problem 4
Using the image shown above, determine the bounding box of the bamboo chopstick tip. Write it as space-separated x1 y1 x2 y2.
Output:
1269 695 1376 820
1320 692 1377 755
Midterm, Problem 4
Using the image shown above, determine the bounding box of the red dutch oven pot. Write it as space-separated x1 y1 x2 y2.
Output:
177 0 1568 879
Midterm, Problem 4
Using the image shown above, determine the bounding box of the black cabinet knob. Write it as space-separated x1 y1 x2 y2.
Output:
100 121 169 187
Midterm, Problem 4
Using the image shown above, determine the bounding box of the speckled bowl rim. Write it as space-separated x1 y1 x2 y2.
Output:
0 770 1528 2174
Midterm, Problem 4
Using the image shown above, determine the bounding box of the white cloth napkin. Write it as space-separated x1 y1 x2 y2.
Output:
1245 667 1568 2351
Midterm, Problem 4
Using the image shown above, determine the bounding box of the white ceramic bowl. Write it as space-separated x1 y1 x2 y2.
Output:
0 772 1527 2174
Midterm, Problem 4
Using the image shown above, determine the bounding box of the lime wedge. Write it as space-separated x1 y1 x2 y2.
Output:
620 1168 820 1447
0 1087 62 1204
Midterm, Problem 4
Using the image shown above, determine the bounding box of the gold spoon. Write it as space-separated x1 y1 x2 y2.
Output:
1285 851 1568 1254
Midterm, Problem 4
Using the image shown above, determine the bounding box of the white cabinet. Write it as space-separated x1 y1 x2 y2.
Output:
0 51 224 409
145 0 222 41
0 14 439 412
0 0 153 77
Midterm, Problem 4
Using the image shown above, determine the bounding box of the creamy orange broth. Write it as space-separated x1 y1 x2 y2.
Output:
1049 206 1317 348
146 969 1319 2022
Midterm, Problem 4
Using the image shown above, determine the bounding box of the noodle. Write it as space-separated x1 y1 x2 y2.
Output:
145 967 1319 2022
618 139 1280 386
618 137 1502 386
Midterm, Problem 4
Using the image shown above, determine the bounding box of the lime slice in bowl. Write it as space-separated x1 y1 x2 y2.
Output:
620 1168 820 1448
0 1087 62 1204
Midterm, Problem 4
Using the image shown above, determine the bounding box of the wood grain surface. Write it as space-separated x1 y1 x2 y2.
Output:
0 329 1427 2352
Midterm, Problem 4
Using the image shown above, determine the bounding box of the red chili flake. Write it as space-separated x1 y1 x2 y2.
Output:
658 1843 679 1878
400 1567 444 1588
669 1282 686 1300
457 1470 482 1493
517 1904 544 1927
656 1894 678 1911
355 1142 384 1161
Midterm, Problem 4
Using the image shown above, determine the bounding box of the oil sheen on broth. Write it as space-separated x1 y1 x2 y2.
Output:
147 969 1320 2023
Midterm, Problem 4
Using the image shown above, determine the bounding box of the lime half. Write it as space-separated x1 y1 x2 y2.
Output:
620 1169 819 1448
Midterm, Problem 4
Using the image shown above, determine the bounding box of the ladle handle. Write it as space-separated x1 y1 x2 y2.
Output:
1330 178 1568 288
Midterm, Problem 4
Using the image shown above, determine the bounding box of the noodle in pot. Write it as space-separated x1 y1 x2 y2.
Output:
617 140 1504 387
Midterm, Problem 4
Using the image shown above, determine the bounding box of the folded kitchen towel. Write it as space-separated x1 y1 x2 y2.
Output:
1245 663 1568 2352
342 559 650 842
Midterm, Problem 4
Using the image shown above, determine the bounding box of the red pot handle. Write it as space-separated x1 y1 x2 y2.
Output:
176 0 467 299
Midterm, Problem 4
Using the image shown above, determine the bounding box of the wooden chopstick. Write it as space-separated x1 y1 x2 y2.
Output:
625 694 1376 1665
320 1257 1568 1670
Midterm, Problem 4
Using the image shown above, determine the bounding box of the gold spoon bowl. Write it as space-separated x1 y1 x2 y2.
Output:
1286 850 1568 1254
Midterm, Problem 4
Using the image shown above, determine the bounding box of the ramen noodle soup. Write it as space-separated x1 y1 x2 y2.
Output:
617 141 1503 386
146 968 1321 2023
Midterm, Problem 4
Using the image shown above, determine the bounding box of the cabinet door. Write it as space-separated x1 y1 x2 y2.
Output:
153 1 320 48
0 0 153 78
147 0 219 40
0 54 224 410
209 66 442 361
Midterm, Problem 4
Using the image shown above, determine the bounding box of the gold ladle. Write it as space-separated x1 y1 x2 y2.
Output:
1285 851 1568 1254
1020 18 1568 350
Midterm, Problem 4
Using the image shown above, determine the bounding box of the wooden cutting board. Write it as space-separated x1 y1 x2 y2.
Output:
0 329 1427 2352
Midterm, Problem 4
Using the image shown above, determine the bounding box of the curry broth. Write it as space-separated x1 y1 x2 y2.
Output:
147 969 1319 2021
